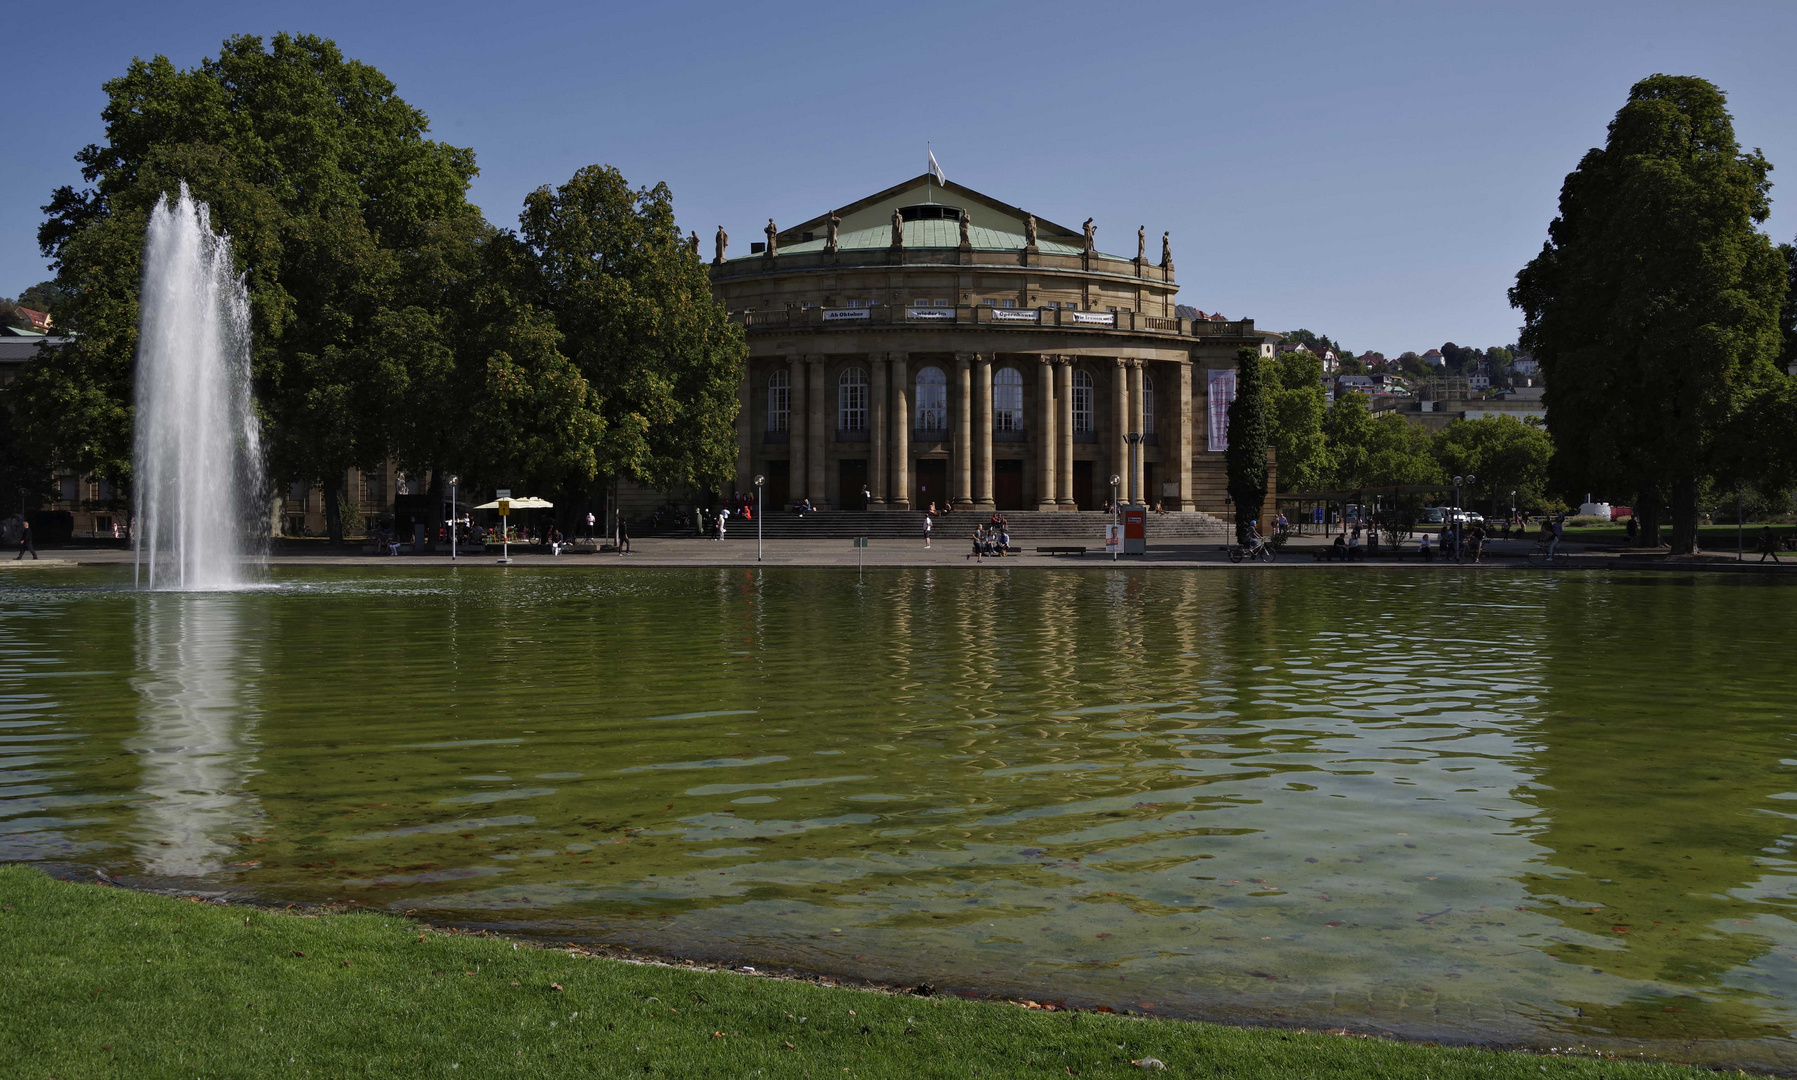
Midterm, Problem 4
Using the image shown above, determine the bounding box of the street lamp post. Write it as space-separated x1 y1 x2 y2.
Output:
448 475 459 560
753 474 765 562
1109 473 1121 561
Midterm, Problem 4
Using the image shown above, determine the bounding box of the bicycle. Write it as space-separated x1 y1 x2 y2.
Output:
1527 539 1569 567
1228 537 1276 563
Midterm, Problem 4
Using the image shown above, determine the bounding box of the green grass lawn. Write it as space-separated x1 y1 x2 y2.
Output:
1554 522 1794 549
0 865 1726 1078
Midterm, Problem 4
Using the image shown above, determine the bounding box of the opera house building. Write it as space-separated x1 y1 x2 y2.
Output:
712 174 1277 516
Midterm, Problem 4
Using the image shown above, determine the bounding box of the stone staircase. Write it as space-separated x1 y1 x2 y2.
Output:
716 509 1228 542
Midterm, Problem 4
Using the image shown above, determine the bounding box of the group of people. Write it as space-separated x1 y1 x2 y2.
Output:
965 513 1013 560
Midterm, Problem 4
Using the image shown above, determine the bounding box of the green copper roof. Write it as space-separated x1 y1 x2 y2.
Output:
736 220 1113 261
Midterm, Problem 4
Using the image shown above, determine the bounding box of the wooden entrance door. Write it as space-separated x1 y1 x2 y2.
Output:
1073 460 1095 510
838 458 867 510
765 460 789 510
993 459 1025 510
915 459 948 512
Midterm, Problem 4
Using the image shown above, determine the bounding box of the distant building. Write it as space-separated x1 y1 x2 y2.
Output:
1468 373 1490 391
1422 348 1445 367
1512 354 1540 377
11 306 51 333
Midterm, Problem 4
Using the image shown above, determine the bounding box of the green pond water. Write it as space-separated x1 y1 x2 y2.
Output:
5 565 1797 1069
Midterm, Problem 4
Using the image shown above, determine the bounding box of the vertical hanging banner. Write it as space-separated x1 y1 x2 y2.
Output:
1207 368 1236 452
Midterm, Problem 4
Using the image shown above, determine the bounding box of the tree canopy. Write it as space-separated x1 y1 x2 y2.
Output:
11 34 744 542
1224 345 1270 540
1510 74 1788 552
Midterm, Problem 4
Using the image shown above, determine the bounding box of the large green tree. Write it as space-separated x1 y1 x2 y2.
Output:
19 33 480 543
517 165 744 496
1510 74 1787 553
1432 415 1554 515
1266 350 1331 492
1224 345 1270 541
1325 393 1443 490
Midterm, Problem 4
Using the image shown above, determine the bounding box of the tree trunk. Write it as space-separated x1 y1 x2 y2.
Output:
323 475 345 546
1667 473 1699 555
1634 489 1663 547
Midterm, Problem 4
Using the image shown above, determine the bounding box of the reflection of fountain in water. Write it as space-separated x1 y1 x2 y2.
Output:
134 183 264 591
129 593 261 878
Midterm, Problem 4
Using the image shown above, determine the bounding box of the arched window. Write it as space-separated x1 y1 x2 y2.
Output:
1072 370 1094 432
994 367 1023 431
915 366 947 430
838 367 868 431
1141 373 1155 434
766 370 789 432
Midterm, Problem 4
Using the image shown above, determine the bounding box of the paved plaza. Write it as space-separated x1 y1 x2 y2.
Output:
12 534 1794 573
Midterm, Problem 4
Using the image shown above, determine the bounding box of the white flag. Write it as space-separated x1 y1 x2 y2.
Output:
928 149 945 185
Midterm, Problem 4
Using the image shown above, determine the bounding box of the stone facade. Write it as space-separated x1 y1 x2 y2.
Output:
710 175 1278 515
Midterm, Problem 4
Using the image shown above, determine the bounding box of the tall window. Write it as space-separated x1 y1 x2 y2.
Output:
994 367 1023 431
1072 370 1094 432
767 370 790 432
915 366 948 430
838 367 868 431
1141 374 1155 434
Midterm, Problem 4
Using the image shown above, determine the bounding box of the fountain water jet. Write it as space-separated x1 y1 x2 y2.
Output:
134 184 265 590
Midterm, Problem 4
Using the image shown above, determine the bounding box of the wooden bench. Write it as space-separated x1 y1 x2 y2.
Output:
1035 545 1087 556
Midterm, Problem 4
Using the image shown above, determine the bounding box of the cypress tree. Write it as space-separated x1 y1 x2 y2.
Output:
1510 75 1786 553
1225 345 1270 543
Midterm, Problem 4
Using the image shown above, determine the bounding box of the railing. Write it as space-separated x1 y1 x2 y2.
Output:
730 306 1259 340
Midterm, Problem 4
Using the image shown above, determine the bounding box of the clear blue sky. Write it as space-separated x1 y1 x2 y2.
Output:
5 0 1795 354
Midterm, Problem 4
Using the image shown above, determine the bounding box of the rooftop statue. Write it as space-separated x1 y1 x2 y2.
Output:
688 231 699 258
1162 231 1172 269
1082 218 1095 253
825 211 841 253
1137 225 1146 261
1024 214 1038 247
959 210 971 247
714 225 727 264
891 209 904 249
764 218 778 257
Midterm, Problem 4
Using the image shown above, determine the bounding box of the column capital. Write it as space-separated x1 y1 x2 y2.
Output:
954 351 974 368
1129 357 1145 369
1112 356 1130 368
803 353 826 366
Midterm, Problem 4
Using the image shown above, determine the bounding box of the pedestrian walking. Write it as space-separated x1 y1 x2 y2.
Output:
14 520 35 561
586 511 596 539
923 513 932 549
717 507 729 541
618 517 630 555
1759 526 1781 563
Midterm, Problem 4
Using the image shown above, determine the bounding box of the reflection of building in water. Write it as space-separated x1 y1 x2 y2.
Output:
129 595 262 878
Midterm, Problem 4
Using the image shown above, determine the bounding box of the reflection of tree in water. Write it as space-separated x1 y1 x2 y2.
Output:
1524 576 1797 1042
129 594 263 879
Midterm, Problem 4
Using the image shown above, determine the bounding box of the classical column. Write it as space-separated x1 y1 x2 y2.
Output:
890 353 910 509
953 353 974 510
735 367 753 498
1035 356 1057 511
869 353 888 509
974 353 994 510
1110 358 1128 507
788 355 807 505
1128 359 1145 505
806 355 826 507
1175 359 1194 511
1055 357 1075 509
